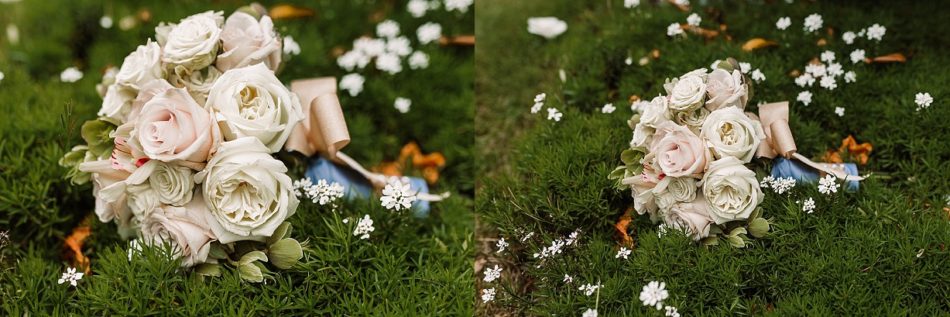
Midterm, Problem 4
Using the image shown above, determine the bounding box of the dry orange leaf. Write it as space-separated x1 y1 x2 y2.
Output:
64 219 92 274
614 207 636 248
821 150 843 164
269 4 314 20
867 53 907 64
839 135 873 165
439 35 475 46
684 25 720 40
374 142 446 184
741 38 777 51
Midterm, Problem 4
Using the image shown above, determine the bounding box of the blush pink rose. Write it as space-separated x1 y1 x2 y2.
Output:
650 121 710 177
216 11 282 72
131 82 221 168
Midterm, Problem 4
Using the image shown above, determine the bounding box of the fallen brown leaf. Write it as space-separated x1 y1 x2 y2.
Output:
439 35 475 46
614 207 636 248
867 53 907 64
741 38 778 52
269 4 314 20
64 219 92 274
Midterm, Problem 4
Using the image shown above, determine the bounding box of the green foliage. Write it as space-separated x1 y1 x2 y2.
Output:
0 0 473 315
476 0 950 315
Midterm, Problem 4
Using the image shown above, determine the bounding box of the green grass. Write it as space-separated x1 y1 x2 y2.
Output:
476 0 949 315
0 0 474 315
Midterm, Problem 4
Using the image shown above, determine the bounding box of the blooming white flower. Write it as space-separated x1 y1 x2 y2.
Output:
866 23 886 41
818 174 839 195
534 93 547 103
483 264 503 282
914 92 933 111
826 63 843 77
687 13 701 26
795 73 815 87
820 76 838 90
527 17 568 39
776 17 791 30
496 237 509 253
353 37 386 57
408 51 430 69
805 63 826 77
407 0 430 18
339 73 365 97
665 306 681 317
353 214 375 239
666 23 684 37
376 53 403 74
566 229 581 245
337 50 367 71
376 20 400 38
751 69 766 82
100 16 113 29
601 103 616 113
844 71 857 83
294 178 345 206
60 67 83 82
386 36 412 56
802 197 816 214
770 177 797 194
58 267 84 287
759 175 775 189
531 102 544 114
843 31 857 44
283 36 301 55
445 0 473 13
803 13 823 32
481 288 496 303
394 97 412 113
624 0 641 8
616 247 631 259
820 50 836 63
657 223 668 238
547 107 563 121
797 91 813 106
850 49 866 64
417 22 442 45
0 71 4 82
739 62 751 74
381 177 417 211
563 274 573 284
583 308 598 317
578 283 602 296
639 281 669 310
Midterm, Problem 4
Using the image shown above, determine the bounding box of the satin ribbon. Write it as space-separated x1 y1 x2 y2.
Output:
286 77 448 202
752 101 866 182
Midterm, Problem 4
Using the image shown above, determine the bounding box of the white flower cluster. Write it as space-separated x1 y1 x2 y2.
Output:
776 17 791 30
531 92 563 122
353 214 375 240
914 92 934 111
583 308 599 317
818 175 840 195
761 176 796 194
381 177 418 211
801 197 816 214
615 246 632 259
481 287 496 303
336 18 439 96
495 237 509 254
578 283 603 296
803 13 823 32
531 229 581 264
293 178 345 206
639 281 669 309
483 264 503 282
58 267 84 287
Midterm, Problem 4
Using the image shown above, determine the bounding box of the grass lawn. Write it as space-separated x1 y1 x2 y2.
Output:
0 0 474 315
476 0 949 315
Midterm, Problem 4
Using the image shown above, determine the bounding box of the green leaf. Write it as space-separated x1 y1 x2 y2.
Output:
194 263 221 277
267 222 293 245
239 250 268 265
208 243 229 260
268 238 303 270
608 166 627 181
727 235 745 248
748 218 770 238
238 263 264 283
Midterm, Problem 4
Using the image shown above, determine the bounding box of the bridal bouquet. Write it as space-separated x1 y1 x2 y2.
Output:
610 58 772 247
60 7 306 281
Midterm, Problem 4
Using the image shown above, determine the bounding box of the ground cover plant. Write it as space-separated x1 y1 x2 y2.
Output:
0 0 474 314
476 0 949 315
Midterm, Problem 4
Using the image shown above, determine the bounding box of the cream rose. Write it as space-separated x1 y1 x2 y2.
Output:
704 68 748 111
640 96 672 128
630 122 652 148
195 137 299 244
161 11 224 70
655 176 697 204
664 70 707 112
140 194 215 267
148 161 195 206
205 63 303 152
672 107 709 133
168 66 221 105
99 84 137 124
131 83 221 167
701 157 763 224
115 39 163 90
216 12 282 72
664 194 714 240
649 121 709 177
700 107 765 163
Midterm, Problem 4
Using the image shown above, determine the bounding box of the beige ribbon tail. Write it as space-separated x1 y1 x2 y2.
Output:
336 152 449 202
792 153 867 182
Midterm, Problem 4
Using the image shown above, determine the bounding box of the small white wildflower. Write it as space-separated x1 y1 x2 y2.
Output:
917 249 925 258
283 36 301 56
795 73 815 87
826 63 843 77
666 23 683 37
751 69 766 82
797 91 813 106
58 267 84 287
857 28 867 37
407 0 429 18
616 247 631 259
834 106 845 117
381 177 417 211
639 281 669 310
776 17 791 30
353 214 375 239
563 274 574 284
0 71 4 83
481 288 496 303
664 306 681 317
583 308 599 317
60 67 83 82
483 265 503 282
805 63 826 77
760 175 775 189
843 31 857 44
625 57 633 65
342 218 349 224
547 107 563 122
601 103 616 113
914 92 933 111
408 51 430 69
820 50 836 63
624 0 641 8
376 20 400 38
376 53 403 74
578 283 602 296
820 76 837 90
687 13 701 26
353 37 386 57
534 93 547 103
394 97 412 113
673 0 689 5
844 71 857 83
657 223 668 237
771 177 797 194
866 24 886 41
337 50 367 71
565 229 581 245
445 0 474 13
818 174 839 195
520 231 535 242
803 13 823 32
802 197 816 214
496 237 509 253
417 22 442 45
100 16 113 29
386 36 413 56
339 73 365 97
739 62 751 74
850 49 866 64
531 102 544 114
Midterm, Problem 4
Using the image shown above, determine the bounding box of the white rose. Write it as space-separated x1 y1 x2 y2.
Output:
195 137 299 244
140 194 215 267
664 194 714 240
527 17 567 39
168 66 221 105
672 107 709 133
216 12 282 72
665 74 707 112
702 157 763 224
704 68 748 111
115 39 163 90
630 122 653 148
205 63 303 152
700 107 765 162
148 161 195 206
161 11 224 70
655 176 697 204
127 182 160 223
99 84 137 125
640 96 672 128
